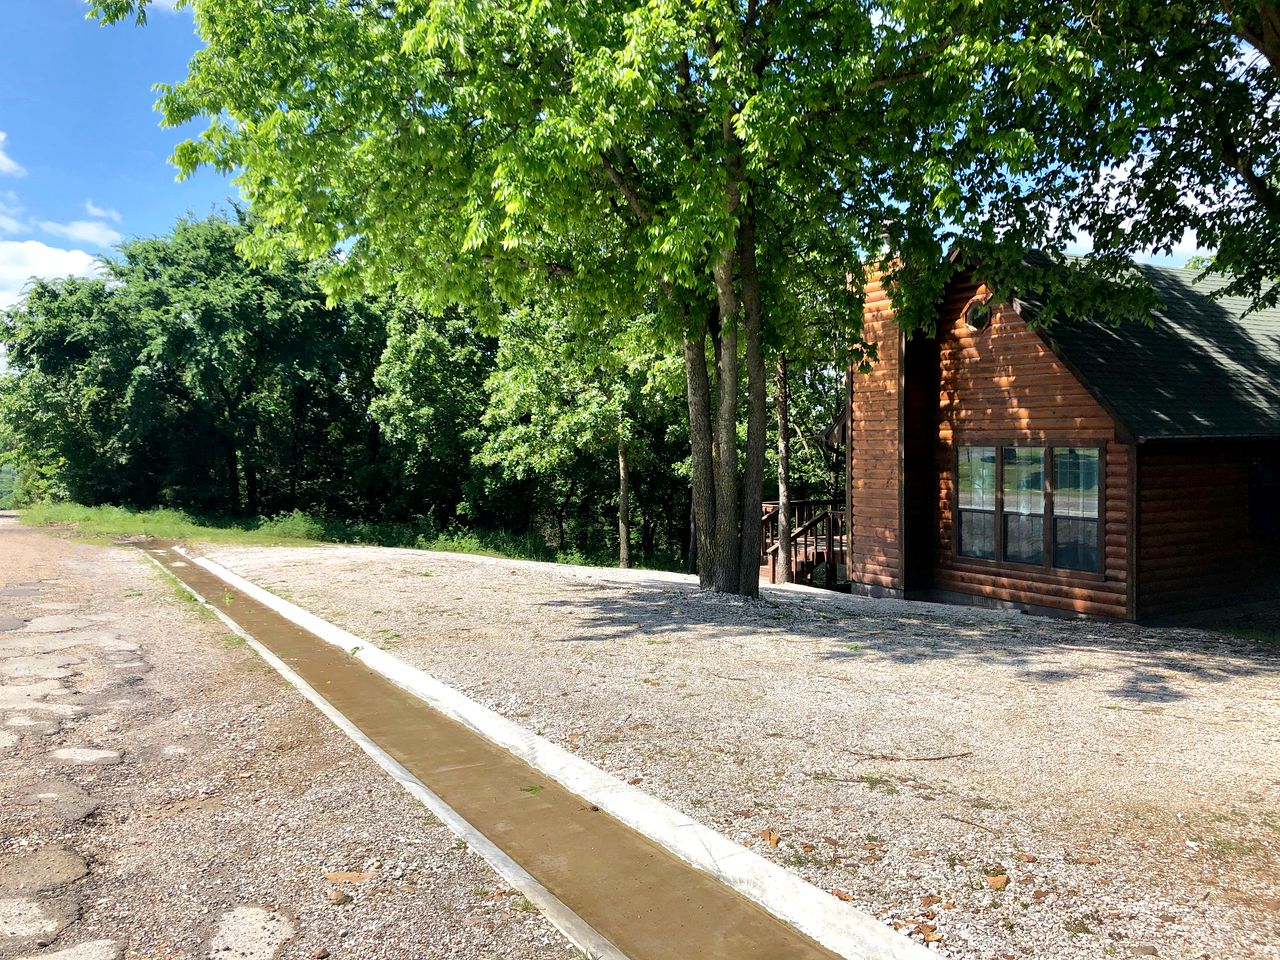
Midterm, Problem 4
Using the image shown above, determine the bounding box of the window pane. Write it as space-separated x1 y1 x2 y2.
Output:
958 447 996 558
1054 448 1099 520
1054 517 1099 571
959 510 995 559
958 447 996 510
1003 447 1045 564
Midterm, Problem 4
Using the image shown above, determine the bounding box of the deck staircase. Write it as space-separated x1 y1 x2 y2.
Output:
759 499 848 590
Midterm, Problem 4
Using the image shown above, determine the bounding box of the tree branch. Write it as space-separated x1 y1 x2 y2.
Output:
599 149 654 224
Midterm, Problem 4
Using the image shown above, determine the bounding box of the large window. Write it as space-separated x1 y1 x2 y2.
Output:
956 444 1101 573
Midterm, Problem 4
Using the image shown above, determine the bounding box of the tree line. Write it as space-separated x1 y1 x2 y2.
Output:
0 213 842 567
49 0 1280 594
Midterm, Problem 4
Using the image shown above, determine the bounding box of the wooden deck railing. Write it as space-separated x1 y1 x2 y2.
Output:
760 499 847 589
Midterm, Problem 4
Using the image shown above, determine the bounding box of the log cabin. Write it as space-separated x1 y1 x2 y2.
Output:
812 261 1280 621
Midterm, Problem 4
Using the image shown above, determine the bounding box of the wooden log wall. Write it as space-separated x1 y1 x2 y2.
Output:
1137 444 1276 617
849 276 904 595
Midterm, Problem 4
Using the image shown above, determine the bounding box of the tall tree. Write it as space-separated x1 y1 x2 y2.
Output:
92 0 1071 593
0 214 401 517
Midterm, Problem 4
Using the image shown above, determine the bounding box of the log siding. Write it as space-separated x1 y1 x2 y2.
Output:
1137 442 1280 618
848 277 904 595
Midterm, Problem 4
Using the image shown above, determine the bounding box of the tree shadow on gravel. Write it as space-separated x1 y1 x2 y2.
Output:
534 578 1280 706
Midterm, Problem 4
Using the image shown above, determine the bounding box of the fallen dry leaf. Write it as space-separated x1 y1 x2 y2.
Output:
1016 852 1038 863
822 836 841 847
986 874 1010 891
831 888 854 902
758 830 781 848
913 921 943 944
799 842 815 854
920 894 942 908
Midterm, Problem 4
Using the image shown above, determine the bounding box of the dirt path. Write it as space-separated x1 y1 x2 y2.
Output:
0 518 574 959
203 542 1280 960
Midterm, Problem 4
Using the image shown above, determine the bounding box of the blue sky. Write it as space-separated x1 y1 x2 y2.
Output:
0 0 234 306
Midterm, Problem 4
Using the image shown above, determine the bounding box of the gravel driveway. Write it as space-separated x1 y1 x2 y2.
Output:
203 543 1280 960
0 520 574 960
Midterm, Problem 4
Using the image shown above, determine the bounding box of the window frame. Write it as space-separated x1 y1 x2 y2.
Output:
952 440 1106 579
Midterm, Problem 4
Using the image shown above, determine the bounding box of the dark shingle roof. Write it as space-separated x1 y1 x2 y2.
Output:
1022 264 1280 440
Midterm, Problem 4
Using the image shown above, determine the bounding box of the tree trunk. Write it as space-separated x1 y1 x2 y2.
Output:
686 496 698 574
617 438 632 569
683 307 717 589
711 256 742 594
224 441 241 514
633 482 656 564
245 445 260 517
774 352 793 584
736 213 767 598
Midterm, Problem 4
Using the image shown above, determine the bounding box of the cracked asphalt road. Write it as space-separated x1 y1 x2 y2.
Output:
0 517 575 960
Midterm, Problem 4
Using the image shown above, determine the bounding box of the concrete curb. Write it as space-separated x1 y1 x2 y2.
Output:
176 546 933 960
142 550 627 960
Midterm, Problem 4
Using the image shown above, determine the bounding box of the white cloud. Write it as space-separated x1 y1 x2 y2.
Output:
0 239 101 309
0 131 25 178
84 200 122 224
0 194 26 235
38 219 123 248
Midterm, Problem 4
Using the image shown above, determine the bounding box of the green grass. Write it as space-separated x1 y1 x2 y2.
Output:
855 774 900 795
168 580 214 619
19 502 681 570
22 503 322 545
